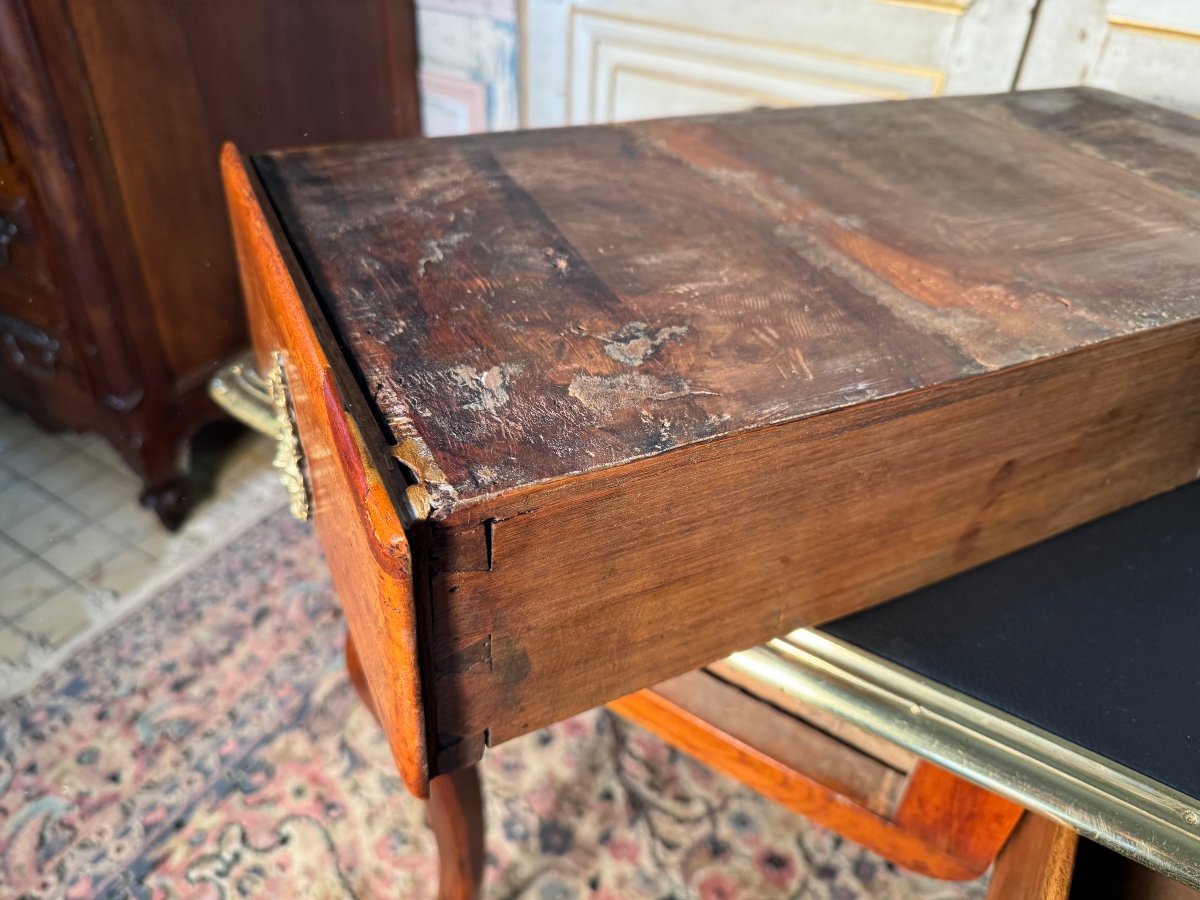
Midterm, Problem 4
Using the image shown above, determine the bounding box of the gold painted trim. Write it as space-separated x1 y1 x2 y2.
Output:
208 351 311 522
565 6 945 121
722 630 1200 889
874 0 968 15
1108 15 1200 44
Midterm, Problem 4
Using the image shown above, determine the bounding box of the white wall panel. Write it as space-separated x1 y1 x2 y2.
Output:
522 0 1036 127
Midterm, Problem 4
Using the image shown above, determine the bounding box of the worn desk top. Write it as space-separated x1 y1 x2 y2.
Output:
239 88 1200 765
255 87 1200 518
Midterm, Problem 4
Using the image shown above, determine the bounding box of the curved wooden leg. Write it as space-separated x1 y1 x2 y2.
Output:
430 765 485 900
346 634 485 899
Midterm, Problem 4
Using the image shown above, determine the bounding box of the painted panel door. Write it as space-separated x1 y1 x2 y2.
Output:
522 0 1037 127
1018 0 1200 114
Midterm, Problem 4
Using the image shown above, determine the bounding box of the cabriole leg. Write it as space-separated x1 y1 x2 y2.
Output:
346 635 486 899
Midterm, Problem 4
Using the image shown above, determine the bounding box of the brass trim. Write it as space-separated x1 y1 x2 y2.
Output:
210 351 311 521
213 352 436 525
265 352 311 522
209 352 279 439
723 630 1200 889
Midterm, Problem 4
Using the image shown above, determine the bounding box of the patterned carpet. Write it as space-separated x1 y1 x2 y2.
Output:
0 512 986 898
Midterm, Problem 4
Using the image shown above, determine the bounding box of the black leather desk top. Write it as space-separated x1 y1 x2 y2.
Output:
822 481 1200 800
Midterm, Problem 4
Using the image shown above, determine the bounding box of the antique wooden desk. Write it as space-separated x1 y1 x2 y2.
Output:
218 87 1200 897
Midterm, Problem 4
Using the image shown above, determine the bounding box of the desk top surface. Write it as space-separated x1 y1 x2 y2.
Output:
255 87 1200 511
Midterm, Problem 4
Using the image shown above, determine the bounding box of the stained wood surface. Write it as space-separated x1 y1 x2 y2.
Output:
245 88 1200 772
986 813 1077 900
255 87 1200 514
428 767 485 900
64 0 419 384
430 323 1200 748
223 146 430 797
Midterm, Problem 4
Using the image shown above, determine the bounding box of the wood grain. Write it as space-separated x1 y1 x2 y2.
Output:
428 767 485 900
611 672 1021 880
894 762 1024 874
223 145 429 797
247 88 1200 772
430 321 1200 747
986 813 1077 900
255 87 1200 510
64 0 419 383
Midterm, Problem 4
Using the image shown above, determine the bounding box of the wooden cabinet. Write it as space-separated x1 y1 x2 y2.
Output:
0 0 420 526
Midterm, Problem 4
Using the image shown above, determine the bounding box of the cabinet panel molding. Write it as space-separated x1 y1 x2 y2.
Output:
523 0 1035 127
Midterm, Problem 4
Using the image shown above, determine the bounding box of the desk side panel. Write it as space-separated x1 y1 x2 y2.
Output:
222 144 429 797
431 322 1200 748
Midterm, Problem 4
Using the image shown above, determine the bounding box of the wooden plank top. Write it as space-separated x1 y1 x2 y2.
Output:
254 87 1200 518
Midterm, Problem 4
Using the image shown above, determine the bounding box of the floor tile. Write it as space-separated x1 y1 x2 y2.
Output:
0 414 42 454
30 453 111 498
4 499 86 553
0 481 54 530
14 587 90 649
39 524 127 580
77 435 131 474
96 503 173 559
0 626 26 665
0 535 24 576
0 419 282 697
78 547 157 598
63 472 142 520
0 560 70 620
3 431 73 477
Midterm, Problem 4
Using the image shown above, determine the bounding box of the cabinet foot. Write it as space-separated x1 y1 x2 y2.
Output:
139 478 192 531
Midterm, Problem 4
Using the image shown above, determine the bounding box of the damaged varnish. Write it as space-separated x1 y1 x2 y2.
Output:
250 88 1200 768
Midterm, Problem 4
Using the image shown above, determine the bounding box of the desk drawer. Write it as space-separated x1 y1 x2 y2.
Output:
222 144 430 798
612 667 1023 880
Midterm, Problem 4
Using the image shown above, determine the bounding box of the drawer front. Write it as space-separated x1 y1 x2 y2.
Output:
611 669 1023 881
222 145 430 798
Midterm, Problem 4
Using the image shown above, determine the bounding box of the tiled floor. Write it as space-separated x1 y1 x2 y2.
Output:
0 402 283 692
